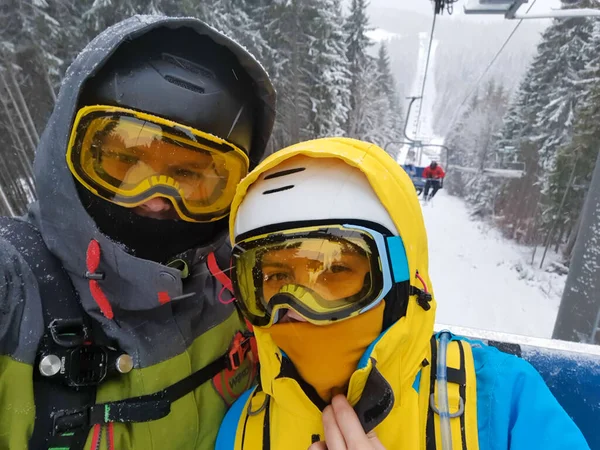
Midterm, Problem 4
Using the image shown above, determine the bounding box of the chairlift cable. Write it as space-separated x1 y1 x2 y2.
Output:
414 0 459 140
446 0 538 133
414 11 438 140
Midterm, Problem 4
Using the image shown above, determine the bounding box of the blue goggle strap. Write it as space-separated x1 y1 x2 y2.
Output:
342 225 410 314
386 235 410 283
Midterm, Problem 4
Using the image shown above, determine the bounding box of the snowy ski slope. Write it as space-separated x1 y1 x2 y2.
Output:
423 192 564 339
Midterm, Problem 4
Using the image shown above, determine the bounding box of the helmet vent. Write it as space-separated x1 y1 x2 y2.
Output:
263 185 294 195
264 167 306 180
164 75 205 94
161 53 215 80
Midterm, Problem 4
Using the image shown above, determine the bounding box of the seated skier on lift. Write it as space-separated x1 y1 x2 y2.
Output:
216 137 588 450
423 160 445 200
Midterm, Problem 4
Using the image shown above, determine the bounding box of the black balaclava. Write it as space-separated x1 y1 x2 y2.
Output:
77 186 227 263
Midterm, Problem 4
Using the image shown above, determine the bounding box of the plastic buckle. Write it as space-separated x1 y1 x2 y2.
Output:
411 287 432 311
417 295 432 311
227 332 252 371
49 318 90 348
52 407 89 435
419 291 433 302
429 394 464 418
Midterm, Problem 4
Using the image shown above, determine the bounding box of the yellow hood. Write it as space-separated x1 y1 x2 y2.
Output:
229 137 436 407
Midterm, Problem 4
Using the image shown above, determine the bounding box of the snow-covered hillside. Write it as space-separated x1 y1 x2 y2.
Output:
424 192 565 339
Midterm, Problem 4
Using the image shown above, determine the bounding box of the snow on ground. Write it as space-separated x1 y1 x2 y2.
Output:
366 28 401 42
423 191 566 339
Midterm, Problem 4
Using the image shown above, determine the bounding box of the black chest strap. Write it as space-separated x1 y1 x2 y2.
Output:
52 331 254 435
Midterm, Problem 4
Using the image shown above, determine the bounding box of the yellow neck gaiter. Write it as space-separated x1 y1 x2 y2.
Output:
264 302 384 402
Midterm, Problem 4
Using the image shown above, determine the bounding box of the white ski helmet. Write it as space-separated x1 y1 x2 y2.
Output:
234 155 398 239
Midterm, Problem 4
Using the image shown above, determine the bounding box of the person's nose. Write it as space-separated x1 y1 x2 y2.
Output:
139 197 172 213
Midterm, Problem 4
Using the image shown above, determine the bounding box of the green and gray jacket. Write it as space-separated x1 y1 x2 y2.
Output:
0 15 274 450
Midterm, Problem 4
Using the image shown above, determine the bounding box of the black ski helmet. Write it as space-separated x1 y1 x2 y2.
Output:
79 26 275 166
73 23 276 263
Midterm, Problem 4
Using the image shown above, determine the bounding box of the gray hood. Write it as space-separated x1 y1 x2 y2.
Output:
29 16 273 366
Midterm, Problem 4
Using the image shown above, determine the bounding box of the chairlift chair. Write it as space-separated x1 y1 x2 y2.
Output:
464 0 600 19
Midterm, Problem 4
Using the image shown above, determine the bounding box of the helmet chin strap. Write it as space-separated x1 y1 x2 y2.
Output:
77 185 228 264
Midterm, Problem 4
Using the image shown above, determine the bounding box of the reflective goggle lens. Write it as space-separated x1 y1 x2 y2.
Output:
67 106 249 222
233 225 387 326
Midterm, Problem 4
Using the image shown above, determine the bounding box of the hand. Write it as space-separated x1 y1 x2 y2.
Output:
308 395 386 450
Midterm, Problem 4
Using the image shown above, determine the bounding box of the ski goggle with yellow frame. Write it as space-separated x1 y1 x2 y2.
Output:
232 223 410 327
66 105 250 222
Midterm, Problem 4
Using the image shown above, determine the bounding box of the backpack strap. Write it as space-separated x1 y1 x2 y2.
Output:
239 387 270 450
49 330 255 434
421 333 479 450
0 217 94 450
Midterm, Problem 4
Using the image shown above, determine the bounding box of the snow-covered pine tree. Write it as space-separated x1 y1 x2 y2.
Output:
363 43 404 155
260 0 353 149
545 17 600 259
465 82 510 210
344 0 374 139
519 1 598 247
445 94 480 197
305 0 351 139
378 43 404 146
0 0 83 214
533 1 598 183
82 0 144 34
489 63 547 243
199 0 271 66
444 80 508 214
261 0 313 148
485 3 597 244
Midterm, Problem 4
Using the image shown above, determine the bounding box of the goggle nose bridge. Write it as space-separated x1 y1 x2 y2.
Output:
149 174 180 190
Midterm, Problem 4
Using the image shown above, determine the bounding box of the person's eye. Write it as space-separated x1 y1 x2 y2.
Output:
328 264 352 274
173 168 204 179
264 272 292 283
119 154 139 164
105 151 139 164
